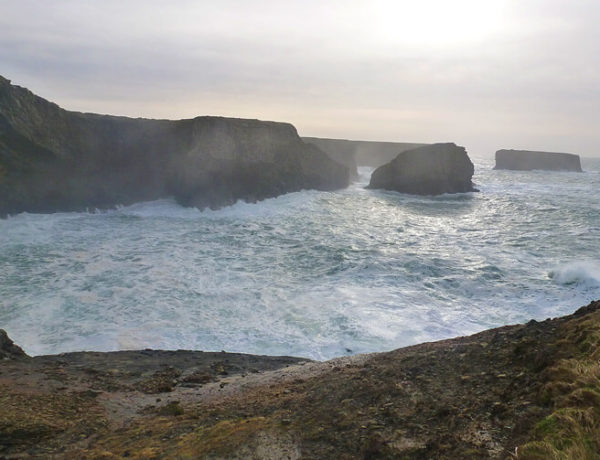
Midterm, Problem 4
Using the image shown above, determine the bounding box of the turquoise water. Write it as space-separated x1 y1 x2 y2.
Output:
1 156 599 359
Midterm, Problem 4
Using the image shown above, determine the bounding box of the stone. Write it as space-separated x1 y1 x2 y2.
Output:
367 143 476 195
494 149 582 172
302 136 428 177
0 329 28 360
0 75 349 216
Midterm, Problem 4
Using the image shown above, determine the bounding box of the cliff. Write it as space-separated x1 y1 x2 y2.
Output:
368 142 476 195
1 300 599 458
302 137 427 178
0 76 349 215
494 149 582 172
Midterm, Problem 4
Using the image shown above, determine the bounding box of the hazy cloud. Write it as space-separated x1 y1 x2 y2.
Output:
1 0 599 156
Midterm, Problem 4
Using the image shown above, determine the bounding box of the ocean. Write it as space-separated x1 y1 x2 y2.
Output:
1 156 599 360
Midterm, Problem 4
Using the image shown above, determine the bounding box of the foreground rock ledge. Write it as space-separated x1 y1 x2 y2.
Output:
368 142 476 195
1 300 600 459
494 149 582 172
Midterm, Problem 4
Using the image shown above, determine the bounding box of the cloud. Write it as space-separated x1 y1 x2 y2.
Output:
1 0 599 156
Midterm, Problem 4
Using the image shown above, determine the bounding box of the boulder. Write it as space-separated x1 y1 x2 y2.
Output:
0 76 349 216
367 143 476 195
0 329 28 360
494 149 582 172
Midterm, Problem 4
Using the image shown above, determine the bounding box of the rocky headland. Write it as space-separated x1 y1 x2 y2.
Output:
1 300 599 459
0 76 349 216
302 137 427 179
368 142 476 195
494 149 582 172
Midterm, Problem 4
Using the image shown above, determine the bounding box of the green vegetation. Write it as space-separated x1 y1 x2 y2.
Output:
1 302 600 458
518 308 600 460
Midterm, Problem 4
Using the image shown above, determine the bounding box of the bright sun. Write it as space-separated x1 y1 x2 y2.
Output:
372 0 506 48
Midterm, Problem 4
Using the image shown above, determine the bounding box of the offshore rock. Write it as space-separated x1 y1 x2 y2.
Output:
494 149 582 172
0 76 349 216
368 142 476 195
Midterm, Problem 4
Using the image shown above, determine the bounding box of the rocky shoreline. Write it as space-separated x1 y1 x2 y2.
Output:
1 300 599 459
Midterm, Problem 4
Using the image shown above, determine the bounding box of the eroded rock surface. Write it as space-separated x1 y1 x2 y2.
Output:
0 329 27 360
368 142 476 195
0 76 349 216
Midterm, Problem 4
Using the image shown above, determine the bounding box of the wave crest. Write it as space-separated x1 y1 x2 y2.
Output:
549 261 600 286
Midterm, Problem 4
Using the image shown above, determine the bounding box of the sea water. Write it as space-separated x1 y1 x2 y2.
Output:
1 156 599 360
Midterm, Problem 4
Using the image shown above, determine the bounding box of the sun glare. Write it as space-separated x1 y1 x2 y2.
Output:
372 0 506 48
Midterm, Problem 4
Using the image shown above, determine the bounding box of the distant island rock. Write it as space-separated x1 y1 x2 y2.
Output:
302 136 427 179
0 76 349 216
494 149 582 172
367 142 476 195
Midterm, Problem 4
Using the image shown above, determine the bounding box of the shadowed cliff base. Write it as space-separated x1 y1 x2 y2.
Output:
0 76 349 217
1 300 599 459
494 150 582 172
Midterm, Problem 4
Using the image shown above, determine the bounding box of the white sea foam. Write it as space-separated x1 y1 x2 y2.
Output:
549 261 600 287
1 158 599 359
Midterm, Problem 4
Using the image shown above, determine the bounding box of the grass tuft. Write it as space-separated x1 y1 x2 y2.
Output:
518 308 600 460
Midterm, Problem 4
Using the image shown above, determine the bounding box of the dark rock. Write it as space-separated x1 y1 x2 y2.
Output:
157 401 184 416
181 372 213 385
0 329 28 360
494 149 582 172
0 75 349 216
135 366 182 394
302 137 359 179
302 136 428 177
367 143 476 195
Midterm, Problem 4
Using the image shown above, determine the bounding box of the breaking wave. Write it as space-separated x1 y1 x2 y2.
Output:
1 158 600 359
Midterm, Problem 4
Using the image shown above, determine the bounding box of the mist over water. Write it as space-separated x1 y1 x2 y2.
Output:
1 157 599 360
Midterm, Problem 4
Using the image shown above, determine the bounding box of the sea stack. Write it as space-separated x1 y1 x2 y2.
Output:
0 76 349 216
367 143 476 195
494 149 582 172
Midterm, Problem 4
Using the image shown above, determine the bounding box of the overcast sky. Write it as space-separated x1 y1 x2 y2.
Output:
2 0 599 157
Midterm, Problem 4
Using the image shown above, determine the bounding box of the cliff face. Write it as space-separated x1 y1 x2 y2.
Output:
494 149 582 172
301 137 359 178
302 136 427 178
0 76 349 215
368 142 476 195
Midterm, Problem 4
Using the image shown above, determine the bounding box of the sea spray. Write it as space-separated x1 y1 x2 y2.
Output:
1 158 600 359
549 261 600 287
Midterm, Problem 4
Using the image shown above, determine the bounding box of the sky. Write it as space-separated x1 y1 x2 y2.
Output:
1 0 599 157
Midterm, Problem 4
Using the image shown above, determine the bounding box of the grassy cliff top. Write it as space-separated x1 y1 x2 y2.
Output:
1 300 599 459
